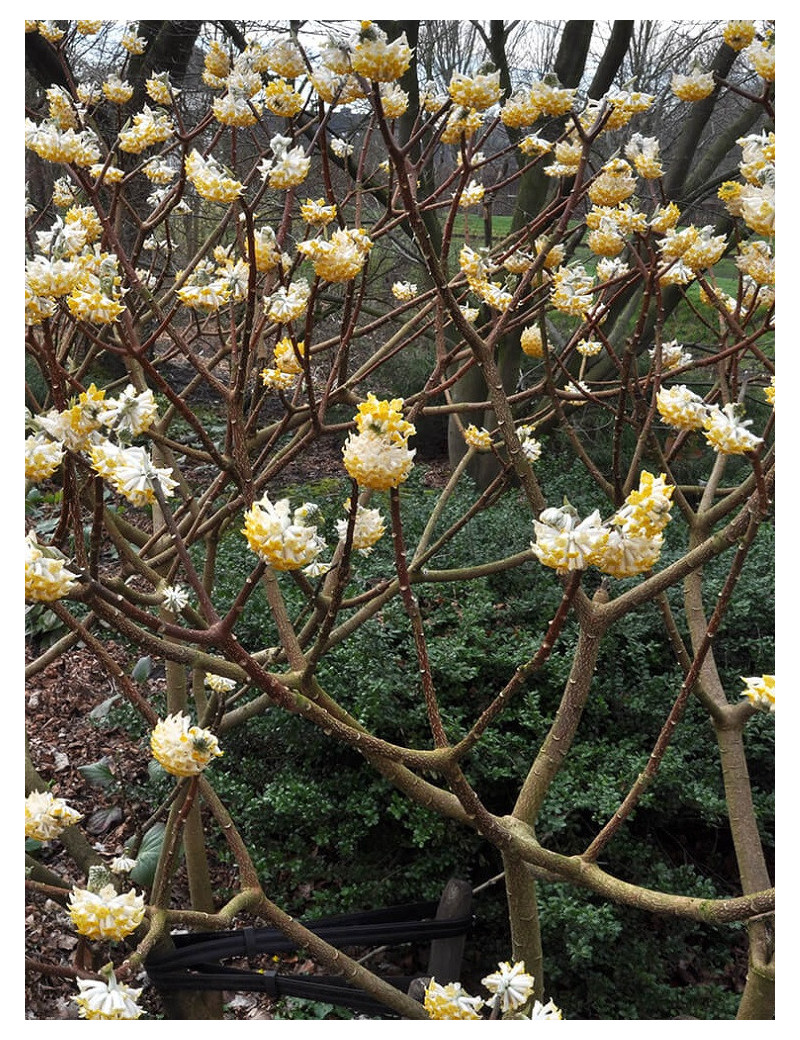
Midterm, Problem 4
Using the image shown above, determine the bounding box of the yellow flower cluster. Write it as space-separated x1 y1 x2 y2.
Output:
73 972 143 1020
185 150 244 203
723 20 756 51
297 227 373 282
671 70 715 102
335 501 386 556
744 40 775 81
741 674 775 713
587 159 637 206
243 496 326 570
702 403 763 455
343 396 416 490
532 473 673 579
91 441 177 506
532 506 608 574
529 79 576 116
145 72 175 106
34 383 104 451
25 119 101 167
391 281 417 301
68 884 145 941
550 264 595 317
463 425 493 451
656 385 707 430
587 215 626 258
266 279 311 324
424 979 484 1019
659 225 727 275
736 240 774 286
518 133 552 157
449 70 501 111
102 75 134 104
520 325 544 358
203 40 231 85
261 336 305 390
151 712 224 775
264 78 304 117
458 245 512 311
440 108 483 144
213 92 261 127
97 384 159 436
300 198 337 226
599 89 654 131
624 134 664 179
25 434 64 481
266 38 306 79
260 134 311 189
25 790 83 841
650 202 681 234
379 82 409 118
457 180 485 208
500 89 540 128
175 257 234 313
25 531 78 602
351 25 412 82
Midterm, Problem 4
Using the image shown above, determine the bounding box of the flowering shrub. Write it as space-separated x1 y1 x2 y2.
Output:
24 18 773 1021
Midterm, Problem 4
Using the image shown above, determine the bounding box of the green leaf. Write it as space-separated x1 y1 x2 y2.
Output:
88 694 121 721
77 758 116 790
129 823 166 887
131 656 152 682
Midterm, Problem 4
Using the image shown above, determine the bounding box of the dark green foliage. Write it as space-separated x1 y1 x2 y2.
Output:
201 449 772 1019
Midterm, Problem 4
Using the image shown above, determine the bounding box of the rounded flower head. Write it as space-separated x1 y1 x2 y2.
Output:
424 978 484 1020
464 425 493 451
25 790 83 841
702 403 763 455
520 325 544 358
449 69 501 111
587 159 637 206
351 26 412 82
300 198 337 226
243 496 326 571
185 150 243 204
656 385 707 431
98 385 158 436
150 712 223 776
531 507 608 574
343 430 416 490
615 471 674 538
671 70 715 102
68 884 145 941
741 674 774 713
266 38 306 79
723 21 756 51
744 40 775 81
336 501 386 556
25 433 64 481
392 280 417 301
72 970 143 1020
482 960 535 1013
25 531 78 602
260 135 311 189
296 227 373 282
595 528 663 579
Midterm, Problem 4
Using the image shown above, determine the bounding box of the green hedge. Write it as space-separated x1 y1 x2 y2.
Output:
199 445 772 1019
